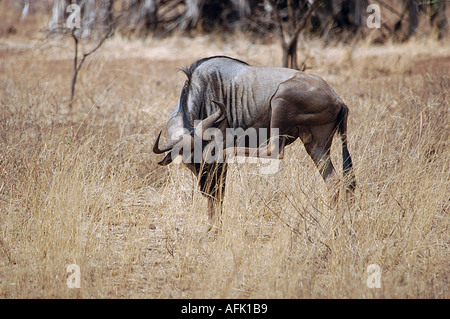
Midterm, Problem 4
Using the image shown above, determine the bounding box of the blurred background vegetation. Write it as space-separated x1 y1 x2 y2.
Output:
2 0 448 45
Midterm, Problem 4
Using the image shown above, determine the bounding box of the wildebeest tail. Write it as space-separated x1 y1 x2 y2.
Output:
337 104 356 191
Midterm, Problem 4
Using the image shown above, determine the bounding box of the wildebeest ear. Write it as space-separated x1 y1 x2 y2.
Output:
158 153 173 166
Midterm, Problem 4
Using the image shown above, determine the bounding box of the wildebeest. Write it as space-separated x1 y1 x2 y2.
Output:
153 56 355 231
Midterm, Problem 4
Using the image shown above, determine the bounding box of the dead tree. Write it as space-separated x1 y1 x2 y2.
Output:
123 0 159 36
231 0 251 17
178 0 205 31
269 0 319 69
431 0 447 40
139 0 159 35
49 0 68 31
69 27 115 110
407 0 418 38
20 0 30 21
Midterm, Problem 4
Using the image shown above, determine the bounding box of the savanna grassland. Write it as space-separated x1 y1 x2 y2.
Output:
0 11 449 298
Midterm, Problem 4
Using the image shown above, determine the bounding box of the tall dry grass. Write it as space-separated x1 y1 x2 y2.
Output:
0 34 448 298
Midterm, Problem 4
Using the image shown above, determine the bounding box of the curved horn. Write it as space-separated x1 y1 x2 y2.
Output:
152 130 183 154
195 100 226 140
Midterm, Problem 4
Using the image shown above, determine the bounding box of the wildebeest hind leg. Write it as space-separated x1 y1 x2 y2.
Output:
300 124 339 191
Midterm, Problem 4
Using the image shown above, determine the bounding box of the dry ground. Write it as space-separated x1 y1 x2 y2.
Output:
0 31 448 298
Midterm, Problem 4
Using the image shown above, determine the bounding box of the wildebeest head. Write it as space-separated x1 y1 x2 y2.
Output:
153 95 226 176
153 56 253 175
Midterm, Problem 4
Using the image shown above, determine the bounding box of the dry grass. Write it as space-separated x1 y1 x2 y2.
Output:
0 31 448 298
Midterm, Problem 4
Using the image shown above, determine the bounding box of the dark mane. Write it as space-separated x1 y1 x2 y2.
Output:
178 56 249 130
180 56 249 84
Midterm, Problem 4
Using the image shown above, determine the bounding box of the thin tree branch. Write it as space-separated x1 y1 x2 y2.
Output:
374 0 403 18
288 0 320 47
69 27 115 110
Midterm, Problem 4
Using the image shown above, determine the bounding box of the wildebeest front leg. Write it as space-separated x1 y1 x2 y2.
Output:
200 163 227 232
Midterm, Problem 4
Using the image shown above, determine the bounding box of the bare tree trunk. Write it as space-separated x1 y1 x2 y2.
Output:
49 0 67 31
125 0 158 36
82 0 97 38
285 0 298 69
143 0 158 29
178 0 205 31
435 0 447 40
231 0 250 17
20 0 30 22
407 0 418 38
354 0 368 28
272 0 319 69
